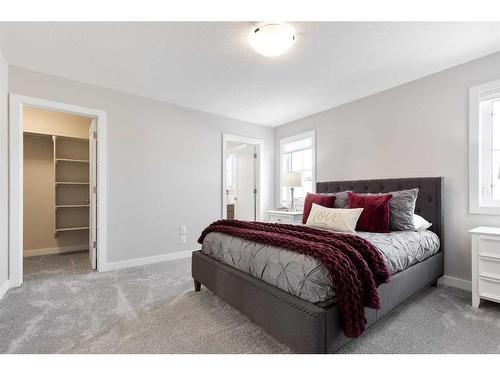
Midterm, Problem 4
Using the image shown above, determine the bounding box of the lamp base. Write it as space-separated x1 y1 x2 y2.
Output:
289 187 296 212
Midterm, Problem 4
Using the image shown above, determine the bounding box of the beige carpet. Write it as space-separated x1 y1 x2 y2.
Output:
77 289 291 354
2 252 500 353
0 252 289 353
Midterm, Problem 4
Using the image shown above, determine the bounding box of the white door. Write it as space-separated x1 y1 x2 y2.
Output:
89 119 97 269
234 145 256 221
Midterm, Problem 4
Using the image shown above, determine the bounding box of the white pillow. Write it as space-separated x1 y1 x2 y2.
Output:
305 203 363 233
413 214 432 231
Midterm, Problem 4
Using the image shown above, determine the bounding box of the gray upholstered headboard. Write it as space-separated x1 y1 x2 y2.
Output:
316 177 443 243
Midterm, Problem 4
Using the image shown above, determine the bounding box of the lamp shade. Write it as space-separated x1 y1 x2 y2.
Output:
283 171 302 187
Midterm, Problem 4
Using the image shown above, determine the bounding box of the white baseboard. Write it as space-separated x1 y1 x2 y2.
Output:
102 249 194 272
0 279 9 300
24 244 89 257
438 275 472 291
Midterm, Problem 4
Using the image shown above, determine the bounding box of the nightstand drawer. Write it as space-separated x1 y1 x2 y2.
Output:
268 215 293 224
478 256 500 279
266 211 302 224
479 277 500 302
478 237 500 258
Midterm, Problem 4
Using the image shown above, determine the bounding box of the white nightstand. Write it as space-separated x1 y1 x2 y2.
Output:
469 226 500 308
266 210 303 224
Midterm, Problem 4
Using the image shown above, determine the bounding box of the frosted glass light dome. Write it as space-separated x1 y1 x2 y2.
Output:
249 23 295 57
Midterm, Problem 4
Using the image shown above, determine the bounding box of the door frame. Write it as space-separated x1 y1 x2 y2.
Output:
221 133 263 221
89 119 97 270
9 94 108 287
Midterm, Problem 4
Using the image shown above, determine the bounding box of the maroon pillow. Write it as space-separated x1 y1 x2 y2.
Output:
347 192 393 233
302 193 336 224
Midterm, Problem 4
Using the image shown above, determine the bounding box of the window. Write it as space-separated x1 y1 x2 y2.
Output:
470 80 500 214
279 131 315 208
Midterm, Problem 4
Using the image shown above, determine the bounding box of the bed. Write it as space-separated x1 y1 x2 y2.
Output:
191 177 444 353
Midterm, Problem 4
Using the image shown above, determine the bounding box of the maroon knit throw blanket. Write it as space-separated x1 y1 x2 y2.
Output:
198 219 390 338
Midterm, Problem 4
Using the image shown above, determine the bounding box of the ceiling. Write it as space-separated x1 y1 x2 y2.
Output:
1 22 500 126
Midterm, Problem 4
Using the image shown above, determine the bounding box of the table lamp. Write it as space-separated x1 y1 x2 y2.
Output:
283 171 302 212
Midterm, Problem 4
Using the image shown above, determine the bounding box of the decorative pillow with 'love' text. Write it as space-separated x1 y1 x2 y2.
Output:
305 203 364 233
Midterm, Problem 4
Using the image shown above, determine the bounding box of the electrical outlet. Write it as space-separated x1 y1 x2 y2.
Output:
180 225 187 234
180 235 187 244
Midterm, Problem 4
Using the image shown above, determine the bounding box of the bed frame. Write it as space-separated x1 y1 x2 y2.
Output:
192 177 444 353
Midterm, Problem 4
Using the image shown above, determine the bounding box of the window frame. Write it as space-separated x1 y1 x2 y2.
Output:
469 79 500 214
279 130 316 207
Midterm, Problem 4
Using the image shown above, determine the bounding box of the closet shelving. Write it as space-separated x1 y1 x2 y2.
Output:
55 226 90 233
56 158 90 164
53 134 90 235
23 131 90 236
55 182 90 185
55 204 89 208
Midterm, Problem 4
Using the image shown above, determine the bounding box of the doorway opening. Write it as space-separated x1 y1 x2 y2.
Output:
23 107 95 278
222 134 262 221
9 95 107 287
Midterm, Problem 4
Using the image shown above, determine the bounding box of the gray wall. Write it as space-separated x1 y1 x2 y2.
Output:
9 67 274 264
275 51 500 282
0 52 7 289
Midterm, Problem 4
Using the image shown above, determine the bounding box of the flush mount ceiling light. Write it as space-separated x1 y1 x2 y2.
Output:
249 23 295 57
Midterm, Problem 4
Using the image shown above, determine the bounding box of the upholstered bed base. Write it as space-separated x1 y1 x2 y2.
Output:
192 249 443 353
192 177 444 353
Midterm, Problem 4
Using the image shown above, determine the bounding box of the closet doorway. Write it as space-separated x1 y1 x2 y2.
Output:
9 95 107 287
222 134 262 221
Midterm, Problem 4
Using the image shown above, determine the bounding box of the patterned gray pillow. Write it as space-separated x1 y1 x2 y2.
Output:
322 189 417 230
387 188 419 231
321 190 351 208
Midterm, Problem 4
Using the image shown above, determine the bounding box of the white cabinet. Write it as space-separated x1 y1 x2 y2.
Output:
469 226 500 308
266 210 303 224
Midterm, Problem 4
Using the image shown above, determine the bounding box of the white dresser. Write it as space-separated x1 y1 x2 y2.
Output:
470 226 500 308
266 210 303 224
